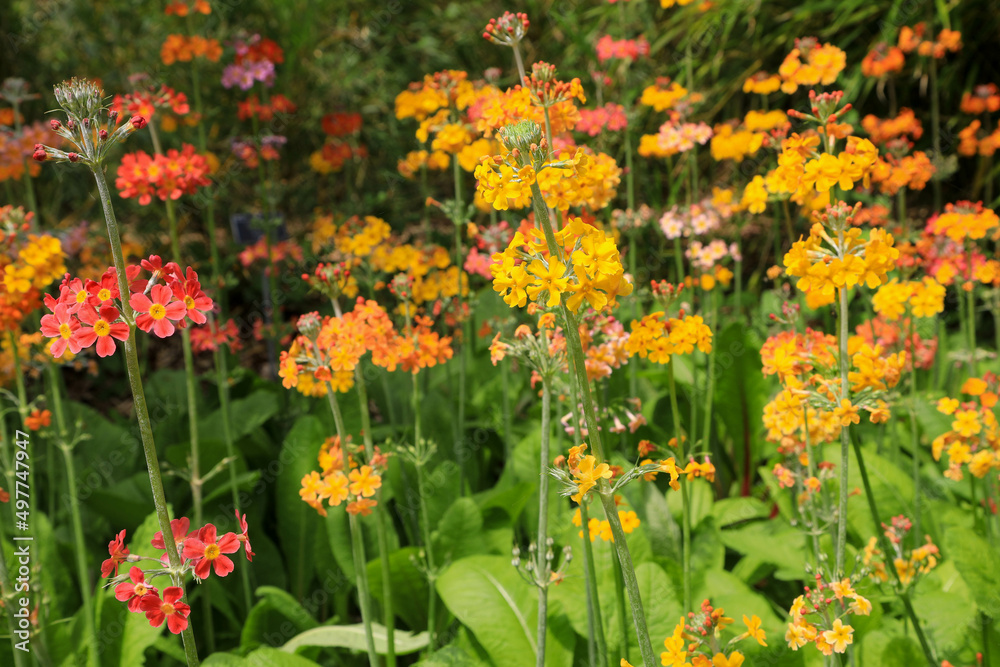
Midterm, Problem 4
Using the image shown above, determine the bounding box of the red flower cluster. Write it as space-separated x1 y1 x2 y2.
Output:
40 257 214 358
321 112 362 137
235 36 284 65
115 144 211 205
105 511 253 635
111 85 190 120
237 94 297 121
190 318 244 353
576 103 628 136
595 35 650 63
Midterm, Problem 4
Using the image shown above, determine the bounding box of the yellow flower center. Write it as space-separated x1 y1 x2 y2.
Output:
149 303 167 320
184 295 195 309
204 544 220 561
133 583 148 596
94 320 110 337
75 291 87 304
58 323 72 339
161 602 175 615
98 288 112 301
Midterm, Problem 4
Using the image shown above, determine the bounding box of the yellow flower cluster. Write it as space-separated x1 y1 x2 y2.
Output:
639 80 688 112
932 377 1000 481
740 175 768 214
710 124 765 162
743 71 782 95
625 312 713 364
536 150 622 211
928 201 1000 242
784 224 898 298
491 216 632 313
778 39 847 94
398 149 450 178
744 110 788 132
772 136 879 200
661 604 766 667
3 234 66 294
871 277 946 320
786 578 869 656
572 507 640 543
862 535 939 586
333 215 392 259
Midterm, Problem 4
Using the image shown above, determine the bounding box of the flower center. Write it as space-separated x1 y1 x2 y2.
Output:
161 602 175 615
97 288 112 301
75 291 87 304
133 583 148 596
184 295 195 309
94 320 110 337
204 544 221 560
59 323 72 339
149 303 167 320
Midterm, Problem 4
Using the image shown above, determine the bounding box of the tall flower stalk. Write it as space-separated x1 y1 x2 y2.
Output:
34 77 201 666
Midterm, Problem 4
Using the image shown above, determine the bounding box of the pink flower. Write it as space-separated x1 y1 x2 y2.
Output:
182 524 240 579
76 305 130 357
595 35 649 63
130 284 186 337
170 272 214 325
234 509 255 562
40 304 82 358
115 566 159 612
140 587 189 634
101 529 129 578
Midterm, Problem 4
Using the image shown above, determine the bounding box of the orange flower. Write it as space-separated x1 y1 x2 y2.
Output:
25 409 51 431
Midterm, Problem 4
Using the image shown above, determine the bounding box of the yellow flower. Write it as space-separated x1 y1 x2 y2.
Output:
937 397 959 415
712 653 744 667
348 465 382 498
822 619 853 653
742 614 767 646
573 455 612 499
833 399 860 426
953 409 981 437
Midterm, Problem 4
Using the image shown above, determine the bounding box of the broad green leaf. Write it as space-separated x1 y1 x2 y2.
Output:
367 546 430 631
945 526 1000 614
718 520 808 581
276 416 328 599
282 623 428 655
713 323 768 480
241 586 319 650
436 555 573 667
433 497 486 562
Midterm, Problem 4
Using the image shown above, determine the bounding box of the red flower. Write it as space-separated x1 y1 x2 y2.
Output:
101 529 129 578
77 305 129 357
140 587 190 634
234 510 255 562
40 304 82 358
24 409 51 431
86 271 120 304
182 524 239 578
130 285 186 338
115 566 158 612
151 516 191 551
170 272 213 325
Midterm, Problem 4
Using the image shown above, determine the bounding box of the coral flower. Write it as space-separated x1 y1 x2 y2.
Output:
115 566 159 612
77 305 130 357
182 524 240 579
130 284 187 337
170 275 214 324
140 587 190 634
101 529 129 578
24 409 51 431
348 465 382 498
40 303 82 358
234 509 255 561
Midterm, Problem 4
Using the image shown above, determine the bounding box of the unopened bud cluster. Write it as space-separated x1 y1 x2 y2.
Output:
482 12 529 46
33 78 146 167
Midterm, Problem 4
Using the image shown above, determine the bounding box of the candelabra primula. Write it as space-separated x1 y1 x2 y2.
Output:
862 515 939 589
101 511 253 634
659 600 768 667
784 574 870 656
932 374 1000 480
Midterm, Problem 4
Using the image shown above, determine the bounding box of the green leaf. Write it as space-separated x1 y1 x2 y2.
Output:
436 555 573 667
718 520 809 581
282 623 429 655
433 497 486 562
713 323 768 481
367 546 430 631
945 526 1000 614
241 586 319 650
276 416 329 599
243 646 322 666
199 389 280 443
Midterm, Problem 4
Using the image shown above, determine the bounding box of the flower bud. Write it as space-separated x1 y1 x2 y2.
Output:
67 153 80 162
130 116 147 130
53 78 104 120
32 144 46 162
49 119 61 131
99 129 108 141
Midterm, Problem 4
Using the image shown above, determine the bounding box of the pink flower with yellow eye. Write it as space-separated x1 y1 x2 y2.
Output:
130 284 187 337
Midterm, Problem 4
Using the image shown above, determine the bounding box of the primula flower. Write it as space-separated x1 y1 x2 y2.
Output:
101 529 129 578
115 566 159 612
234 509 255 561
40 303 82 358
24 409 51 431
182 524 240 579
130 284 187 338
77 305 129 357
140 587 190 634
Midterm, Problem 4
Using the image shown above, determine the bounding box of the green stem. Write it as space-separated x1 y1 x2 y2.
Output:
91 165 200 666
414 449 437 652
700 289 718 452
355 364 396 667
851 436 937 666
579 501 607 667
452 156 467 496
536 381 552 667
324 387 378 667
612 551 629 665
907 314 921 537
835 281 851 577
166 198 212 650
213 344 253 611
501 361 513 460
187 48 222 295
528 183 655 665
0 509 27 667
48 364 99 666
667 361 692 611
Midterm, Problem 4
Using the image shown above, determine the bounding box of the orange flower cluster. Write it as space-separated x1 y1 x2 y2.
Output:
861 43 905 78
115 145 212 206
960 84 1000 115
237 94 296 121
160 35 222 65
898 23 962 59
932 375 1000 481
958 120 1000 157
861 109 922 145
870 151 935 196
625 311 712 364
0 122 52 183
299 435 389 517
164 0 210 15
